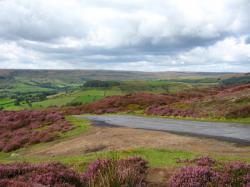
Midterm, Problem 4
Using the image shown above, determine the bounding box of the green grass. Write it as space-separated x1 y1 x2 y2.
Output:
71 88 122 103
32 88 121 108
120 80 194 94
3 88 122 110
62 115 90 138
4 82 53 93
54 148 198 168
0 79 220 110
0 152 10 161
0 98 13 109
111 148 197 167
0 98 13 104
1 147 249 171
0 148 197 169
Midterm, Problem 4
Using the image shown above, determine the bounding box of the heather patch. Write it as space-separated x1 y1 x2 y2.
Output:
83 157 147 186
0 110 74 152
145 106 196 118
0 157 148 187
169 157 250 186
226 104 250 119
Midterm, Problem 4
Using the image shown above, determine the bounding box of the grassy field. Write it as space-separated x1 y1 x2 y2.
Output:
2 88 122 110
0 79 218 110
0 70 248 111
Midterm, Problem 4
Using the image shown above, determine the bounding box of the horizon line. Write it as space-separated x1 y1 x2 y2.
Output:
0 68 247 74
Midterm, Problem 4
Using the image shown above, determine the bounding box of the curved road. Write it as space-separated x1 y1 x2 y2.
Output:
77 115 250 145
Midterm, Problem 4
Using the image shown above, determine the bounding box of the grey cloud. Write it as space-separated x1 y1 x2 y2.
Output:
0 0 87 41
0 0 249 72
245 36 250 44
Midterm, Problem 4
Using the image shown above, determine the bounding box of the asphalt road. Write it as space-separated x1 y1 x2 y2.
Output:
77 115 250 145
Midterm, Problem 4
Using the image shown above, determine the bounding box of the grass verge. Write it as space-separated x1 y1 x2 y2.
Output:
62 115 90 138
0 148 197 170
1 147 249 171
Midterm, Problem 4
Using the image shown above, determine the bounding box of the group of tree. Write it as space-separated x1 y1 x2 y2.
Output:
220 74 250 86
11 92 56 106
83 80 120 88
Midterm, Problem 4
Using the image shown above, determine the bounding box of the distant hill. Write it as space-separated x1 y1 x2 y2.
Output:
0 69 245 103
0 69 241 82
220 74 250 86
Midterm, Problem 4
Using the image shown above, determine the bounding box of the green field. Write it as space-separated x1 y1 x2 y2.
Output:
1 88 122 110
0 78 219 110
2 69 245 111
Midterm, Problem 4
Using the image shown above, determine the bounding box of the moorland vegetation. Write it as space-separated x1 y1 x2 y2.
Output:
0 70 249 186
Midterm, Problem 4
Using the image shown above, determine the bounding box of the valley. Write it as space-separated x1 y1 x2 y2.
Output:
0 70 249 186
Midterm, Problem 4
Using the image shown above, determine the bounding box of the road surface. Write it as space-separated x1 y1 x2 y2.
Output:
77 115 250 145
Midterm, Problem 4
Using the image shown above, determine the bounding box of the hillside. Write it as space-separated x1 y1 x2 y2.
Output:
0 69 247 111
0 69 239 81
0 71 249 186
65 83 250 121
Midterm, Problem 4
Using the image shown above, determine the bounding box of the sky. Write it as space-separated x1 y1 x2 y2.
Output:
0 0 250 72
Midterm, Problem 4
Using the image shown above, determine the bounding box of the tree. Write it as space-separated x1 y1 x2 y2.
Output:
14 99 21 106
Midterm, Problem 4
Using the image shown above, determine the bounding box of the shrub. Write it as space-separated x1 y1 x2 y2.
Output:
169 157 250 187
83 157 148 187
65 93 177 115
83 80 120 88
0 163 84 187
66 101 83 107
177 156 216 167
169 166 218 187
0 157 148 187
226 104 250 118
219 162 250 186
0 109 73 152
145 106 196 117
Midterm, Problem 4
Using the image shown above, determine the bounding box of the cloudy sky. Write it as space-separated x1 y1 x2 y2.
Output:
0 0 250 72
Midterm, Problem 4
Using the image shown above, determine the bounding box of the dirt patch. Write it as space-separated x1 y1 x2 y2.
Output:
84 144 107 154
146 167 175 187
24 126 250 159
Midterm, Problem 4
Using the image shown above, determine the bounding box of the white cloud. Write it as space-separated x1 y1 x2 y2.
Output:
0 42 38 62
178 36 250 64
0 0 249 71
